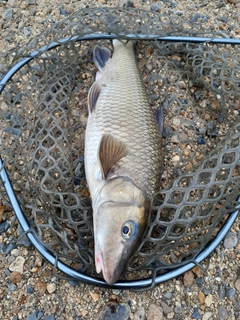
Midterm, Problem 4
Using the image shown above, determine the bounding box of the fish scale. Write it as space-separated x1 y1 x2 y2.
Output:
85 41 162 199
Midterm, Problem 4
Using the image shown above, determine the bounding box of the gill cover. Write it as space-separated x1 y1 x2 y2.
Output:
94 177 149 285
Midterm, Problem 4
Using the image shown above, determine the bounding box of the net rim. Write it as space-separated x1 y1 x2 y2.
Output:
0 34 239 289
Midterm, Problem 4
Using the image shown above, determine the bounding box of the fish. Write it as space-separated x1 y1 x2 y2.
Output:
84 39 162 285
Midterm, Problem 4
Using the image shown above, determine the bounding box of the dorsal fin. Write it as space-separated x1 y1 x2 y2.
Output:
87 82 101 113
93 45 112 71
98 134 128 180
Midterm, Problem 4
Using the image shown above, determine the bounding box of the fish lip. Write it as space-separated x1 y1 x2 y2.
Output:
95 243 121 286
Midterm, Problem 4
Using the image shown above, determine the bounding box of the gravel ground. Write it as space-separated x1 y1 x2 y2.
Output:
1 0 240 319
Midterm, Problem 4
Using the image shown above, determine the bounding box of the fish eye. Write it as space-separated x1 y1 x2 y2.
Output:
121 221 137 239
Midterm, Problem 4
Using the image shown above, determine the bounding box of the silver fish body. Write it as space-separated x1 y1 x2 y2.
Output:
84 40 162 285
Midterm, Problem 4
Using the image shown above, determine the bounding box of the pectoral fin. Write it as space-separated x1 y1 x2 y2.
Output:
98 134 128 180
87 82 101 113
93 45 112 71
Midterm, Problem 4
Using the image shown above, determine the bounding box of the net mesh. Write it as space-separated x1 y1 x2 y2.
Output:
0 7 240 283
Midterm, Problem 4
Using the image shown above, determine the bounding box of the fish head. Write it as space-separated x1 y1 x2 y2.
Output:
93 177 149 285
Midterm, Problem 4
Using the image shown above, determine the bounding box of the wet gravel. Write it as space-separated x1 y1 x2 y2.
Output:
0 0 240 319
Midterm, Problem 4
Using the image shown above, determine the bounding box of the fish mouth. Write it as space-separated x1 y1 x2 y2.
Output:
95 245 121 286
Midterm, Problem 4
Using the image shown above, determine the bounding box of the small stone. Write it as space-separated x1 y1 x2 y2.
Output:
34 281 47 295
191 13 201 23
9 256 25 274
112 289 121 295
218 283 226 299
17 225 32 247
10 271 22 284
98 304 131 320
1 242 16 255
90 291 100 302
202 312 212 320
150 3 161 11
29 8 37 16
81 310 88 317
0 221 10 234
174 306 181 314
26 311 44 320
59 7 69 16
197 137 205 144
171 135 180 143
8 283 17 292
46 283 56 294
183 270 195 287
196 278 203 287
218 16 229 23
223 232 238 248
218 306 228 320
160 301 172 315
225 288 235 300
172 155 180 165
205 294 213 307
26 285 34 294
3 9 13 20
227 0 240 3
162 291 172 299
235 279 240 292
11 249 19 256
147 304 163 320
198 291 205 304
23 26 31 37
133 307 146 320
35 256 42 267
44 316 55 320
192 307 201 319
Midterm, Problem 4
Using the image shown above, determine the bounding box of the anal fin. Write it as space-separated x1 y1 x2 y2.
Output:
99 134 128 180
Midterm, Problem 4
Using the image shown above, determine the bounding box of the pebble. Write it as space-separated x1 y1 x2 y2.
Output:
147 304 163 320
235 279 240 292
162 291 172 299
34 281 47 295
23 26 31 37
202 312 212 320
26 311 44 320
46 283 56 294
26 285 34 294
218 306 228 320
218 16 229 23
225 288 235 300
9 256 25 274
223 232 238 248
10 271 22 283
44 316 55 320
8 283 17 292
192 307 201 319
150 4 161 11
2 9 13 20
205 294 213 307
98 303 130 320
171 135 180 143
218 284 226 299
11 249 19 256
17 225 32 247
0 221 10 234
183 270 195 287
197 136 205 144
228 0 240 3
133 307 146 320
198 291 205 303
160 301 172 315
